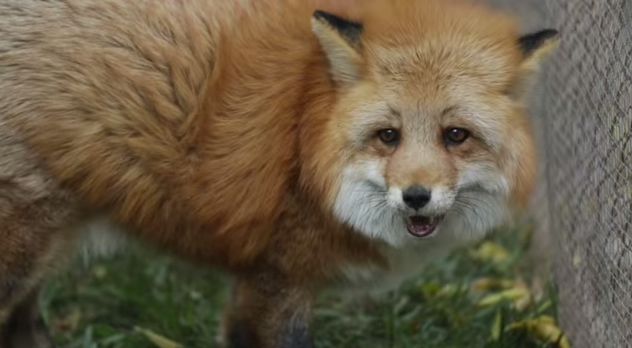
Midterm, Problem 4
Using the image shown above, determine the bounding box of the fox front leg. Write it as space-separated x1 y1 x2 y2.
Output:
0 287 55 348
220 272 315 348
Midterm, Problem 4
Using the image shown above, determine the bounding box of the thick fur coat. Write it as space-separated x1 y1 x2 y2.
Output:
0 0 558 347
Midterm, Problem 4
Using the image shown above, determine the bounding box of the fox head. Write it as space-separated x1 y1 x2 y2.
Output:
303 0 559 246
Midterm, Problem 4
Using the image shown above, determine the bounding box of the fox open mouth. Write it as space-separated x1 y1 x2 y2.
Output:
406 215 445 238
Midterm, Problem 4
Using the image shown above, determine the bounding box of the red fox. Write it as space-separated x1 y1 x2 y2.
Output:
0 0 558 346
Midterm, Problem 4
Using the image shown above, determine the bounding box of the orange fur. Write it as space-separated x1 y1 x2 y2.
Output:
0 0 557 346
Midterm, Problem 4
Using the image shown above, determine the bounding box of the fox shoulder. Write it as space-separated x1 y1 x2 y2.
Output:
0 0 301 265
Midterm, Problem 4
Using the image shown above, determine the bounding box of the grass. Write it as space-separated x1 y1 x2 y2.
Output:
42 224 569 348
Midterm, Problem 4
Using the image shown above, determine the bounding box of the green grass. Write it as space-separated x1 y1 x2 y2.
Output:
42 225 569 348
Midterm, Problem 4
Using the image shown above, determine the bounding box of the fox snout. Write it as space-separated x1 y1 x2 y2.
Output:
401 185 432 210
388 181 456 214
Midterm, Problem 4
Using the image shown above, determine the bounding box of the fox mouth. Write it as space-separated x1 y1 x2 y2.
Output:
406 215 445 238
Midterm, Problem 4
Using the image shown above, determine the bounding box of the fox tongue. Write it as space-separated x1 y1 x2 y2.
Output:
407 216 438 238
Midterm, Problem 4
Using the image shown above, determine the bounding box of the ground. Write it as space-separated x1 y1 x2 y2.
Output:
43 224 570 348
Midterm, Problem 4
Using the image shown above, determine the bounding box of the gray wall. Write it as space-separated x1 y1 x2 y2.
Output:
487 1 632 347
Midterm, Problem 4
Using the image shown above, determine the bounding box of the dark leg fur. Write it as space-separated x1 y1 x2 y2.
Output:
227 319 258 348
222 272 315 348
1 287 55 348
227 319 313 348
277 319 313 348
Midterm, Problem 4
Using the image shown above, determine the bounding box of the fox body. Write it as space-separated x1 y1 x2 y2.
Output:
0 0 558 347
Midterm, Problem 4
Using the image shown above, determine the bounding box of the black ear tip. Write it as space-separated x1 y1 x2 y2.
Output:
541 29 560 39
521 29 560 42
312 10 360 26
312 10 329 20
311 9 363 43
311 9 362 29
312 10 345 24
519 29 560 55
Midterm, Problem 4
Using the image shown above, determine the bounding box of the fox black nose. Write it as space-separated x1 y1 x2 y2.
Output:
402 186 432 210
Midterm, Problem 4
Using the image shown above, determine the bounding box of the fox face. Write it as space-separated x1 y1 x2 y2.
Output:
331 84 518 247
310 0 558 247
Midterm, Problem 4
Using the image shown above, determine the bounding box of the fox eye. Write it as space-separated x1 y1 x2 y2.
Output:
377 128 400 146
443 127 470 146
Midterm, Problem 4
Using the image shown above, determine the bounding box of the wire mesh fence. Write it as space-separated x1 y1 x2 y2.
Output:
486 0 632 347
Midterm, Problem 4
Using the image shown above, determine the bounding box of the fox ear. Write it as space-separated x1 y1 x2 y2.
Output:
518 29 560 71
311 10 363 85
510 29 560 100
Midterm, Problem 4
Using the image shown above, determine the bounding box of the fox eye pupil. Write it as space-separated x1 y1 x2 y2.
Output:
444 127 470 145
377 129 400 146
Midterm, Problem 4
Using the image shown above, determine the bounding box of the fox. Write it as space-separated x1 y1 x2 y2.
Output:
0 0 559 347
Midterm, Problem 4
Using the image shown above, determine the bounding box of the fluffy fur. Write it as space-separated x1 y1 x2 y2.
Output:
0 0 558 347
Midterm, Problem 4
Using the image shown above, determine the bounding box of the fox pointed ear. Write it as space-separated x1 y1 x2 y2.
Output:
311 10 363 85
510 29 560 100
518 29 560 71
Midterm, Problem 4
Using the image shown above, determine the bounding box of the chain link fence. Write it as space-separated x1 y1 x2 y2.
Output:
486 0 632 347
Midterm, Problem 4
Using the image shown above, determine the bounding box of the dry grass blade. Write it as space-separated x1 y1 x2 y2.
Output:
135 326 184 348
